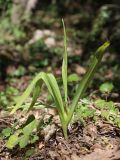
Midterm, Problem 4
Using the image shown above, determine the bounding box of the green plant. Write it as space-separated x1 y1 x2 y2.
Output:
99 82 114 93
11 20 110 139
95 98 120 127
6 115 39 149
74 98 120 128
74 99 95 124
2 127 12 138
14 65 26 77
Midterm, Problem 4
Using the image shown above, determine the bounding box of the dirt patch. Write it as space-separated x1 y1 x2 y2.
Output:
0 112 120 160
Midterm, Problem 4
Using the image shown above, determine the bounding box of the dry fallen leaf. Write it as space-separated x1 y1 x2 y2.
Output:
44 124 56 142
72 64 86 75
38 142 44 149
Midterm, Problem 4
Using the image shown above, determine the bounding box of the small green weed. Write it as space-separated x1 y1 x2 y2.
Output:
73 97 120 128
2 127 13 138
74 98 95 124
99 82 114 94
95 98 120 127
5 115 39 149
4 113 53 149
74 81 119 128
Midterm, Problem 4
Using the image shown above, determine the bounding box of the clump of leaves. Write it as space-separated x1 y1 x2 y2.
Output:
95 99 120 127
6 115 39 149
10 20 110 139
74 98 95 124
73 97 120 128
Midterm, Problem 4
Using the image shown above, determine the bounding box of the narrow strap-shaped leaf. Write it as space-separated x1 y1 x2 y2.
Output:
11 72 65 119
38 73 65 116
27 80 43 112
46 73 65 117
62 19 68 104
67 41 110 124
11 72 43 113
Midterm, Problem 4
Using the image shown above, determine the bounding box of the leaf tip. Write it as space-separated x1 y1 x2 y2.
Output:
97 41 110 55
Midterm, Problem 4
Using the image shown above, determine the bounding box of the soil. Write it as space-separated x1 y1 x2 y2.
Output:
0 110 120 160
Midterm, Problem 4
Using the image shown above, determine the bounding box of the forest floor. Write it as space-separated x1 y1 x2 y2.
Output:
0 107 120 160
0 5 120 159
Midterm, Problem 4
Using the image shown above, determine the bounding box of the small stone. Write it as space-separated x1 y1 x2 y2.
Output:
43 30 55 37
28 30 44 44
39 142 44 149
45 37 56 48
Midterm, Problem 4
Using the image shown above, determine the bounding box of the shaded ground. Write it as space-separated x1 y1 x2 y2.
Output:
0 106 120 160
0 1 120 159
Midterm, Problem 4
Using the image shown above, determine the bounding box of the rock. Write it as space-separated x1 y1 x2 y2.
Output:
44 124 56 141
72 64 86 75
28 30 44 44
43 30 55 37
28 29 56 46
45 37 56 48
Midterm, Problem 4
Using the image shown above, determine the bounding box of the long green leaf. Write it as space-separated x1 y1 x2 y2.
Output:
28 80 43 112
62 19 68 104
46 73 65 116
11 72 65 119
67 41 110 124
40 73 65 118
11 72 43 113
